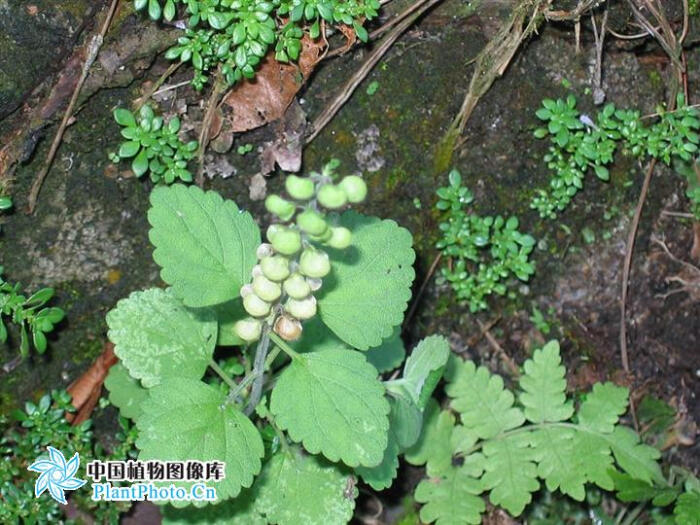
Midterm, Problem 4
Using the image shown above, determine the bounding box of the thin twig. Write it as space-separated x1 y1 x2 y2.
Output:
619 0 684 373
27 0 119 213
619 159 656 372
477 319 520 377
402 253 442 332
306 0 444 144
133 61 183 109
196 69 225 187
590 9 608 104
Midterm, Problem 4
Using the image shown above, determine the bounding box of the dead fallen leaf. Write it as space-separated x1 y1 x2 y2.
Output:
219 35 324 134
249 172 267 201
259 99 306 175
66 342 117 425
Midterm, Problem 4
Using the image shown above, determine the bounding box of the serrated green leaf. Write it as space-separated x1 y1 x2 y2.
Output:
254 448 356 525
136 379 264 503
270 349 390 467
609 471 678 506
389 392 422 450
415 465 485 525
608 425 663 484
400 335 449 408
355 432 399 491
212 299 246 346
148 185 260 308
569 429 615 491
531 426 585 500
318 212 415 350
104 363 149 420
445 359 524 439
293 316 347 354
675 491 700 524
405 399 454 476
365 327 406 373
482 433 539 516
356 393 420 490
519 340 573 423
578 382 629 433
450 425 478 455
107 288 217 387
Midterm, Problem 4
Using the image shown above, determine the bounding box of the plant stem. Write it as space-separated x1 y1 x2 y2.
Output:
209 359 238 390
269 416 292 456
268 332 300 359
244 324 271 415
27 0 120 214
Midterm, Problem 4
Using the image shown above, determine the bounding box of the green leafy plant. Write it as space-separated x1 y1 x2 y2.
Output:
435 169 536 312
108 106 198 184
0 266 64 357
134 0 380 89
103 159 453 523
0 389 138 524
532 93 700 218
408 340 700 524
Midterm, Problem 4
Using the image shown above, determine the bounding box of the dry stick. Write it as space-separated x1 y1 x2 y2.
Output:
437 0 549 172
590 9 608 103
305 0 444 144
476 319 520 377
27 0 120 214
196 71 226 187
619 159 657 372
619 0 684 372
133 61 183 110
402 252 442 332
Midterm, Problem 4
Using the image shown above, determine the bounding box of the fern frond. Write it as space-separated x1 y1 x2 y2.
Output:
445 360 524 440
481 433 539 516
519 340 573 423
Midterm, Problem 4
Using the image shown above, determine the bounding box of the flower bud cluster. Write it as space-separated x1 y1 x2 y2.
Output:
234 167 368 343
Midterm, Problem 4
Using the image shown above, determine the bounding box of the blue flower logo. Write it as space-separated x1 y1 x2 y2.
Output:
27 446 87 504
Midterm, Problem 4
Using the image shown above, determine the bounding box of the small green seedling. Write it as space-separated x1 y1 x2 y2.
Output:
435 169 536 312
109 106 198 184
135 0 381 89
0 267 64 357
532 93 700 218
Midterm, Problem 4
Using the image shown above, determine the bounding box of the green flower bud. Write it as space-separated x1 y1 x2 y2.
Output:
296 209 328 236
265 194 296 221
299 248 330 278
243 294 271 317
339 175 368 203
270 226 302 256
256 243 274 259
240 284 254 297
234 317 262 342
285 295 317 320
267 224 284 240
283 272 312 299
252 274 282 302
317 184 347 209
307 277 322 291
285 175 315 200
326 226 352 249
273 315 302 341
260 255 290 281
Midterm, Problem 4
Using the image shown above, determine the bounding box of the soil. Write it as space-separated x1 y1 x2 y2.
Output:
0 0 698 522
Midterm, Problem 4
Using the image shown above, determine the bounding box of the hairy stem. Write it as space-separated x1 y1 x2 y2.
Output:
209 359 238 391
268 331 300 359
244 323 271 415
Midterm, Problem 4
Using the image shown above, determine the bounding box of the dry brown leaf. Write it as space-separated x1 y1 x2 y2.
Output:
219 35 324 134
66 342 117 425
